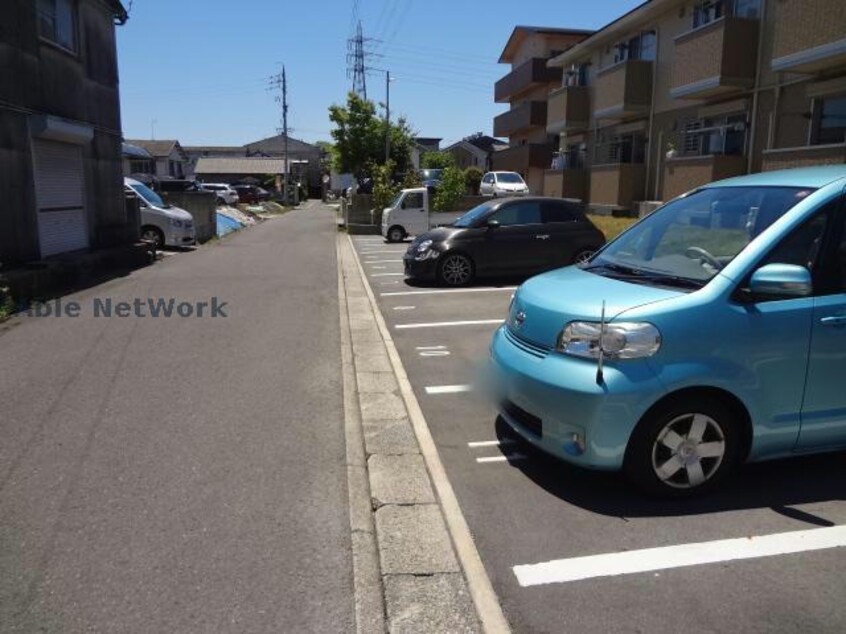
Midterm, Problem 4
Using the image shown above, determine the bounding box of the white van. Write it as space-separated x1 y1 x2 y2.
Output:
124 178 196 248
380 187 463 242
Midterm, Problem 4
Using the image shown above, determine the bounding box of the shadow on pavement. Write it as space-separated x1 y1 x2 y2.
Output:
494 416 846 523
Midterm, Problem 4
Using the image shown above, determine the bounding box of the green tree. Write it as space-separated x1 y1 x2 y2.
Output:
401 168 422 189
433 166 465 212
421 151 455 170
372 160 400 211
328 92 414 183
464 167 483 195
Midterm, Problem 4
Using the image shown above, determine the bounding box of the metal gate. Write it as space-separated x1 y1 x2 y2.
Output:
33 139 89 258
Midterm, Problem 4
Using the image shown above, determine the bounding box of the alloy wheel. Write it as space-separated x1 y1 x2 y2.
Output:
439 254 473 286
141 228 163 248
651 413 726 489
573 250 594 266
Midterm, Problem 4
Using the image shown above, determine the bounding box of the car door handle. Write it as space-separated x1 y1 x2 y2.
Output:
535 235 550 240
820 316 846 326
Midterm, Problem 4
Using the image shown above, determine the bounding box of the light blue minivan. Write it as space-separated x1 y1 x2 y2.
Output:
490 167 846 496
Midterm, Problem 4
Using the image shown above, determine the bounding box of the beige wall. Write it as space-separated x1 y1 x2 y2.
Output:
772 0 846 60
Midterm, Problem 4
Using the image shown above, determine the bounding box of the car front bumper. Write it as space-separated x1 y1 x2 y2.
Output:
165 226 196 247
488 325 666 470
403 251 440 280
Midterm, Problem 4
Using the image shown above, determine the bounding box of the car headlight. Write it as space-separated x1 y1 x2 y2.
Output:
170 218 184 227
556 321 661 359
414 239 437 261
416 239 433 253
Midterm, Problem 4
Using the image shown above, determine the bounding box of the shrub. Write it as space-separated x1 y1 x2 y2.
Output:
464 167 483 195
432 166 465 212
421 151 455 170
371 160 399 211
401 169 422 189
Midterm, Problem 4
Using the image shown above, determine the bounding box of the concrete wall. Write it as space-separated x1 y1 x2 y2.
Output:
0 0 129 266
162 191 216 243
772 0 846 60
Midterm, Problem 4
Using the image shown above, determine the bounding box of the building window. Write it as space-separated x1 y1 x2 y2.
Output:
732 0 760 18
613 31 656 64
564 63 589 87
168 160 184 178
677 113 747 157
693 1 724 27
37 0 76 52
129 159 154 175
594 133 646 164
812 95 846 145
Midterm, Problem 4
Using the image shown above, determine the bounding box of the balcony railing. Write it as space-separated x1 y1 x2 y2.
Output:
671 17 759 99
593 60 652 120
772 0 846 73
546 85 590 134
491 143 555 172
495 58 562 103
761 144 846 172
493 101 547 138
663 154 747 200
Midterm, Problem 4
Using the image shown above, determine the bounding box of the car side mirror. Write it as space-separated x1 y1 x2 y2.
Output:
748 263 812 299
486 219 500 230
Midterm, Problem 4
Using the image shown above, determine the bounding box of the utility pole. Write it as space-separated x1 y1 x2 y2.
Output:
282 65 290 205
385 70 391 162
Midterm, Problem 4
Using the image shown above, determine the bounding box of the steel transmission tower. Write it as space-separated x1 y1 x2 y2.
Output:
347 20 369 99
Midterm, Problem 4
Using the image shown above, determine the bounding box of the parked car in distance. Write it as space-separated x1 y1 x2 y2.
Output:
490 166 846 497
232 184 271 205
124 177 196 248
157 178 202 193
480 171 530 197
419 168 444 187
404 197 604 286
381 186 463 242
200 183 239 206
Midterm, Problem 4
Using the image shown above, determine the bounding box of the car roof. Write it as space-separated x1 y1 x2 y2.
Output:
704 166 846 189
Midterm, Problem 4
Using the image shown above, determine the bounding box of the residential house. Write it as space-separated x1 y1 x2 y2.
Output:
243 134 324 194
1 0 133 264
410 137 443 169
492 26 594 194
124 139 190 180
443 135 508 171
193 157 307 190
183 145 246 179
122 142 155 178
544 0 846 212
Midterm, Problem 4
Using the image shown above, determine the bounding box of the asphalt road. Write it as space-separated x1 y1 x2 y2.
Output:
349 234 846 634
0 203 354 633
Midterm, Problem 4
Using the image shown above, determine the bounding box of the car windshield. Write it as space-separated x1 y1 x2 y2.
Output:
420 169 443 181
452 201 496 228
588 186 815 287
390 191 404 208
129 182 168 208
496 173 523 184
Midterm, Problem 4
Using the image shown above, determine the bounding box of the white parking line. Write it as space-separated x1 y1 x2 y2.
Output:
425 384 473 394
467 439 515 448
380 281 399 285
371 266 386 270
396 319 502 330
416 345 447 350
393 306 416 311
420 351 451 357
366 260 404 264
513 525 846 588
476 454 526 463
380 287 517 297
371 273 405 277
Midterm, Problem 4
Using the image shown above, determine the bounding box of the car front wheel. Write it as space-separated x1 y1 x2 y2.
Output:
386 226 405 243
624 399 740 497
437 253 474 287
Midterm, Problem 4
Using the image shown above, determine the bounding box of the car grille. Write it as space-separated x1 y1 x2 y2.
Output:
504 327 551 359
502 399 542 438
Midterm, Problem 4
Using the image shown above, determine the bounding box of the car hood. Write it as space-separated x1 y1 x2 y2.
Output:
508 266 684 348
159 206 193 221
413 226 460 243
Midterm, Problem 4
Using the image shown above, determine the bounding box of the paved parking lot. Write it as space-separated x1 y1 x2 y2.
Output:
349 234 846 634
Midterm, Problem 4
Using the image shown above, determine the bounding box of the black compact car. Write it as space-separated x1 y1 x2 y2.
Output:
403 197 606 286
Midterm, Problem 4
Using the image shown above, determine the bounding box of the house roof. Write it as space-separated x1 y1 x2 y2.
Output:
122 142 153 159
466 135 508 154
125 139 184 158
183 145 246 155
498 25 595 63
194 157 306 175
243 134 321 157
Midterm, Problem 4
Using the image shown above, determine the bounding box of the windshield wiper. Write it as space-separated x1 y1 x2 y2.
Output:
584 263 704 289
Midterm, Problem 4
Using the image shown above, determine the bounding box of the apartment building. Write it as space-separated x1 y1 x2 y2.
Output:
492 26 594 194
543 0 846 213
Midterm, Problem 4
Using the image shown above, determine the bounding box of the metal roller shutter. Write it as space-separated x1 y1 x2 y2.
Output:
33 139 89 258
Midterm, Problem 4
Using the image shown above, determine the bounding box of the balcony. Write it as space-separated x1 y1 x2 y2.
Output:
543 168 588 200
546 86 590 134
663 154 747 200
671 17 759 100
761 144 846 172
593 60 652 121
772 0 846 73
492 143 554 172
493 101 547 138
495 58 562 103
589 163 646 210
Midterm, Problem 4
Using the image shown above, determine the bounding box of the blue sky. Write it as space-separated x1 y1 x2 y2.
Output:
118 0 642 148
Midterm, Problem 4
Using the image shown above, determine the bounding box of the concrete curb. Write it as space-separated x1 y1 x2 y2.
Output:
338 238 387 634
341 234 511 634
